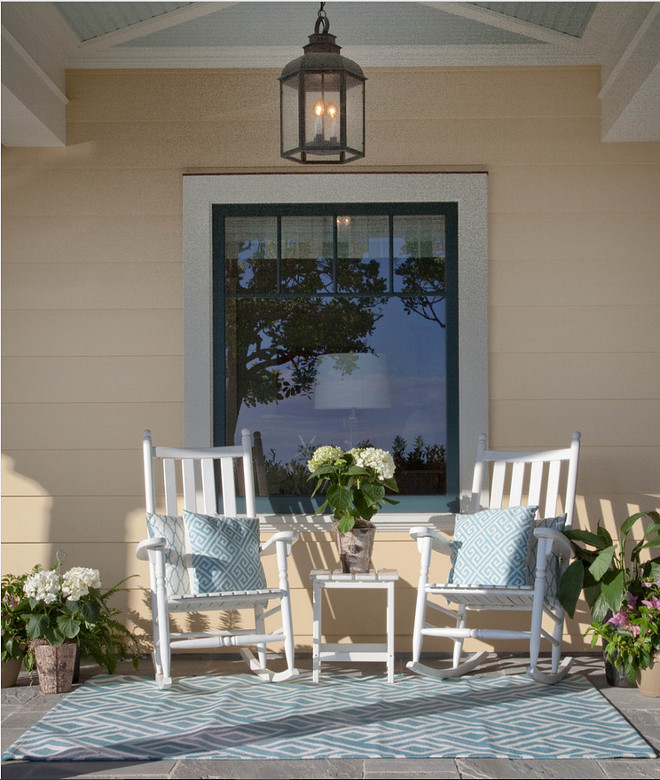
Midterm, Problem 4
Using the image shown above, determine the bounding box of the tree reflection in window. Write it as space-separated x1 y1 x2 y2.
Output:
216 206 457 505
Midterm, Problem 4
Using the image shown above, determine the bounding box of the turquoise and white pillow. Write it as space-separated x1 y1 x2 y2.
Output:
448 505 538 588
182 510 267 594
146 513 190 597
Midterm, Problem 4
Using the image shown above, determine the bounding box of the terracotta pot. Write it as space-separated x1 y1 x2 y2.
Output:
335 524 376 573
1 656 23 688
33 641 78 694
637 656 660 698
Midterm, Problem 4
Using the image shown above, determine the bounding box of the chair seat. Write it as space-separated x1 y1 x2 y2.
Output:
426 582 535 608
168 588 282 612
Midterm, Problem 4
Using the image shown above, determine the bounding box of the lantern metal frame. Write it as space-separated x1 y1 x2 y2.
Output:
279 3 366 164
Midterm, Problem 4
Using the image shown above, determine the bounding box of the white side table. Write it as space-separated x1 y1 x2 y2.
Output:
310 569 399 683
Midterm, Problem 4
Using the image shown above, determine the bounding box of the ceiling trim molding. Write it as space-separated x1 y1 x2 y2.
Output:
422 1 588 47
75 2 237 52
69 43 599 71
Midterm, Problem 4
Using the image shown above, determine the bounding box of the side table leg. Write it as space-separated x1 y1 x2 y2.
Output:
312 578 322 683
386 580 395 683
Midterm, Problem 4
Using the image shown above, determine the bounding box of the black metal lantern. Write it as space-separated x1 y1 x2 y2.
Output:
279 2 366 164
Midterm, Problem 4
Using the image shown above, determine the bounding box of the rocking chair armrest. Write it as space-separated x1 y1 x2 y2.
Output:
260 530 299 556
136 536 168 561
533 527 573 560
409 526 453 554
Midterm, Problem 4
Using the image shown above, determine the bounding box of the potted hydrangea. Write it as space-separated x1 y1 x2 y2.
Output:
307 445 399 573
21 559 140 693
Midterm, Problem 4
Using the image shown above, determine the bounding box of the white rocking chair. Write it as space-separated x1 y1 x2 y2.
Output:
136 428 299 687
408 432 581 684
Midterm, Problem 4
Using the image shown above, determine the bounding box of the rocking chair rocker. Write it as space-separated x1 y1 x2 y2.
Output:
136 428 299 687
408 432 581 684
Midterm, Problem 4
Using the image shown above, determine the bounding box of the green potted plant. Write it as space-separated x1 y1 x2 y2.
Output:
586 574 660 687
559 510 660 685
21 560 140 692
2 572 30 687
307 445 399 572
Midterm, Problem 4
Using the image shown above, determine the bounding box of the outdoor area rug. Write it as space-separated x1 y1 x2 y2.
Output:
2 672 655 761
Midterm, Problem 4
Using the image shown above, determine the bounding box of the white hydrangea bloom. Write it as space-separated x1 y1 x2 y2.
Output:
307 445 344 474
351 447 395 481
24 570 61 605
62 567 102 601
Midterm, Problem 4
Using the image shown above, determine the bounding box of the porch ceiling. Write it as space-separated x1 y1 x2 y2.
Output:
2 2 659 145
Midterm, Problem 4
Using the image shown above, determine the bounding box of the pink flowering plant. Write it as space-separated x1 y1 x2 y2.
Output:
559 510 660 682
586 574 660 683
307 445 399 533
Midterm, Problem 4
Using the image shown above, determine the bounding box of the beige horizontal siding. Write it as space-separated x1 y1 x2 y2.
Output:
1 216 181 264
2 65 659 652
2 310 183 356
491 305 660 354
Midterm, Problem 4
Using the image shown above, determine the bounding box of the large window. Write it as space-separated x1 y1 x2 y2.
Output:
183 173 488 523
213 203 458 512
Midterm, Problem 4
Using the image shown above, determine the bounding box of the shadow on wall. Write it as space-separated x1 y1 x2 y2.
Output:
1 454 54 564
1 450 152 648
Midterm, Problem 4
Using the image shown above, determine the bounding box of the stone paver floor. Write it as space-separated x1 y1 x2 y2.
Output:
1 653 659 779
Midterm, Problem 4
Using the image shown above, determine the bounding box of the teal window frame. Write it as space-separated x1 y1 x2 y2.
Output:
212 201 459 513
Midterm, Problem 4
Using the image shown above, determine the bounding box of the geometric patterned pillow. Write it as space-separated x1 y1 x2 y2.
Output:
145 513 191 597
448 505 538 588
182 510 267 594
526 513 567 603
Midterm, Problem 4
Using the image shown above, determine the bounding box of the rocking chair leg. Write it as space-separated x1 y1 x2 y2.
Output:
452 606 468 668
277 541 297 676
280 590 296 675
254 604 268 670
410 537 432 665
551 615 564 673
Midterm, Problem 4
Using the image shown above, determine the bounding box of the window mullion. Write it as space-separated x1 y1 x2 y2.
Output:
332 214 338 294
277 216 282 294
388 214 394 294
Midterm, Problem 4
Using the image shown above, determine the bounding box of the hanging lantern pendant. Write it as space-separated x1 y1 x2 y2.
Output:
279 2 366 164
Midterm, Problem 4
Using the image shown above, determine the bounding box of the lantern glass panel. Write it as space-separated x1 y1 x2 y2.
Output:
303 72 341 150
345 73 364 155
281 74 301 157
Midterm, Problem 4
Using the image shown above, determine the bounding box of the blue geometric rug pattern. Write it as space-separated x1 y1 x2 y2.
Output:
3 672 655 761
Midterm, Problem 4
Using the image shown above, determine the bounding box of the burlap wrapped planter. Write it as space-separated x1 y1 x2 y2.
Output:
335 524 376 573
32 641 77 694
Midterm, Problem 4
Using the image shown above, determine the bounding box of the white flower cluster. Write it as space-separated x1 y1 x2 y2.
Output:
23 570 61 605
350 447 396 481
62 567 101 601
307 445 343 474
23 566 102 604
